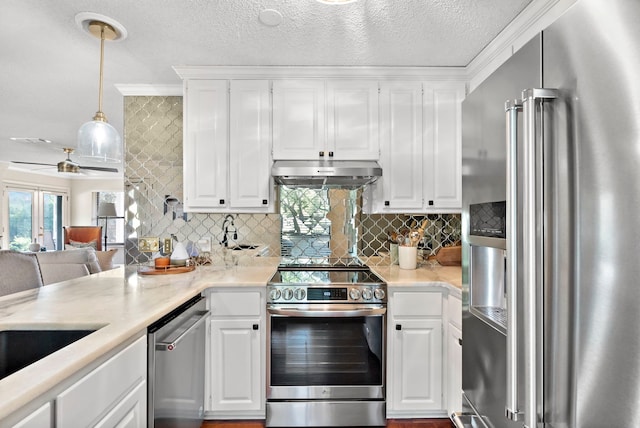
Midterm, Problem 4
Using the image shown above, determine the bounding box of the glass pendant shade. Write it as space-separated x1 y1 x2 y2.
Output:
77 19 122 163
78 118 122 162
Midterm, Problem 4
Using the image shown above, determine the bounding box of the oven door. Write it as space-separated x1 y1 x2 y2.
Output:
267 304 386 401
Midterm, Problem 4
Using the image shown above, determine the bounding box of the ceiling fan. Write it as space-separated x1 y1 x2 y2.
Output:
11 147 119 174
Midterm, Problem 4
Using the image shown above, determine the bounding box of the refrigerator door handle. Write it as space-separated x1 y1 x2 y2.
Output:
521 88 558 428
505 99 522 422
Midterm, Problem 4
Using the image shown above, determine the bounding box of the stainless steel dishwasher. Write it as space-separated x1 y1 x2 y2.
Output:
147 294 209 428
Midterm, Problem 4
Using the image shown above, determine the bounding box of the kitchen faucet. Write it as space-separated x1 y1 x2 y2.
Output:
220 214 237 247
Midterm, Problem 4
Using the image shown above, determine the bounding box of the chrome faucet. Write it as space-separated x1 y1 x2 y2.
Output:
220 214 237 247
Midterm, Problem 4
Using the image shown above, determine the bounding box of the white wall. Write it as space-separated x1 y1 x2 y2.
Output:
70 178 123 225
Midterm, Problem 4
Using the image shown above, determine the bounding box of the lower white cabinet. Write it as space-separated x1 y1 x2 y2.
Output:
56 335 147 428
206 288 265 419
11 402 52 428
387 290 444 418
446 323 462 416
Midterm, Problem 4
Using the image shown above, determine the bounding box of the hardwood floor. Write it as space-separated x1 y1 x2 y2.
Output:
201 419 453 428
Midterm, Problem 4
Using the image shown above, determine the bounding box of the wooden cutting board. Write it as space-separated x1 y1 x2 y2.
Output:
435 245 461 266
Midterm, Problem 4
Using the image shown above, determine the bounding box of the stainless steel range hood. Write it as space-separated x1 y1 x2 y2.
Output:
272 160 382 189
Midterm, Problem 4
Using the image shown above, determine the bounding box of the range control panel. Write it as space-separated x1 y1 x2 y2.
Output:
267 284 386 304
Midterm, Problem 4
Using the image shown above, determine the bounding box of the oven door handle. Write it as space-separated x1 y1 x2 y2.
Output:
267 306 386 317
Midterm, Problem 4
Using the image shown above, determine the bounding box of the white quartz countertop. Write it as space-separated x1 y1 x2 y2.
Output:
0 257 461 421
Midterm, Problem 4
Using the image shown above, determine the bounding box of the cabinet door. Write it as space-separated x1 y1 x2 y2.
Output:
423 82 464 210
447 323 462 416
183 80 229 211
390 318 443 412
377 82 423 211
229 80 273 210
327 80 379 160
11 403 51 428
210 319 262 412
94 381 146 428
273 80 326 160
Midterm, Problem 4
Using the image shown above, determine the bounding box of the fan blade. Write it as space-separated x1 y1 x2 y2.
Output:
11 161 56 167
78 165 119 173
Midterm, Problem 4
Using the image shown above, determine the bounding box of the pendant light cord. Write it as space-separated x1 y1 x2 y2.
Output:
97 24 105 117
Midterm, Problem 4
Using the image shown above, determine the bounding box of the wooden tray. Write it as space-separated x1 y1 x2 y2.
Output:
138 265 196 275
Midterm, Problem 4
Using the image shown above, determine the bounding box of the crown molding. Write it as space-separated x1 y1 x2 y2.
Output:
466 0 577 91
173 65 467 81
115 84 182 96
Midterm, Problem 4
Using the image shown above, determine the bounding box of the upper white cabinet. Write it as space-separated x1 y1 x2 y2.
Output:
273 80 379 160
183 80 229 211
183 79 274 213
376 81 424 211
366 81 465 213
229 80 273 209
424 82 464 210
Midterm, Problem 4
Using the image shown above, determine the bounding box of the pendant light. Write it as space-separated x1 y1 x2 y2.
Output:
77 18 123 163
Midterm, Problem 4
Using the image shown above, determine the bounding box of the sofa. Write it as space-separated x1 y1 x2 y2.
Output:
36 248 119 285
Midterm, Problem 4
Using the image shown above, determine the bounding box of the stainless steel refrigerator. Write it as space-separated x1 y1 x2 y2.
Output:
456 0 640 427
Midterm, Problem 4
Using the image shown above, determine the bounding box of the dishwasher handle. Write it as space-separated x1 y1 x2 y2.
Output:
155 310 209 351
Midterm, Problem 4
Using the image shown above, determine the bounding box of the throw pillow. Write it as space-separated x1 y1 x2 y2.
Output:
67 239 98 249
95 249 118 271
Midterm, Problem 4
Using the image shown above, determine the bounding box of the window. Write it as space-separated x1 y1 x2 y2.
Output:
3 185 67 251
96 192 125 248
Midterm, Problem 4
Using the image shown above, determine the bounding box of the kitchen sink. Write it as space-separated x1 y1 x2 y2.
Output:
0 329 96 380
229 244 260 251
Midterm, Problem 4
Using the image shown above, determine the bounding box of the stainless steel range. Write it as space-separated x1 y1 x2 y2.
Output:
266 258 387 427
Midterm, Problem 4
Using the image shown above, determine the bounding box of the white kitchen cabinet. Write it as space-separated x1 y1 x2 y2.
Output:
183 79 229 211
183 80 274 213
229 80 273 210
387 290 444 417
446 293 462 415
375 81 424 211
366 81 465 213
272 80 379 160
206 289 265 419
11 402 52 428
56 335 146 428
446 323 462 416
423 82 465 210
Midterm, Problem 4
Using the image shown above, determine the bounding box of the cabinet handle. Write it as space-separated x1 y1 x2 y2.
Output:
253 324 259 330
262 199 268 205
384 201 390 206
428 200 434 206
395 324 402 331
458 338 462 346
328 151 334 157
219 199 225 205
319 151 325 157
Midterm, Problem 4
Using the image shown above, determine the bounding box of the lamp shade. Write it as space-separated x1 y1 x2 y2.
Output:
77 120 122 163
97 202 118 217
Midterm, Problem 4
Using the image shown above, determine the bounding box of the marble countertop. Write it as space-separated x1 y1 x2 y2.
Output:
0 257 461 421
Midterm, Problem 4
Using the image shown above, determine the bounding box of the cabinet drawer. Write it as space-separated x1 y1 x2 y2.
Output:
392 292 442 317
210 291 262 317
56 336 146 428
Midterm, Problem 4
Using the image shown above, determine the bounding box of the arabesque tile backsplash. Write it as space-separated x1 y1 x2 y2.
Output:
123 96 460 266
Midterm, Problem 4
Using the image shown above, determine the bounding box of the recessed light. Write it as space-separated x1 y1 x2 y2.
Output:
259 9 283 27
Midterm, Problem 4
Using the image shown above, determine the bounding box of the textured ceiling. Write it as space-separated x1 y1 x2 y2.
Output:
0 0 532 178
